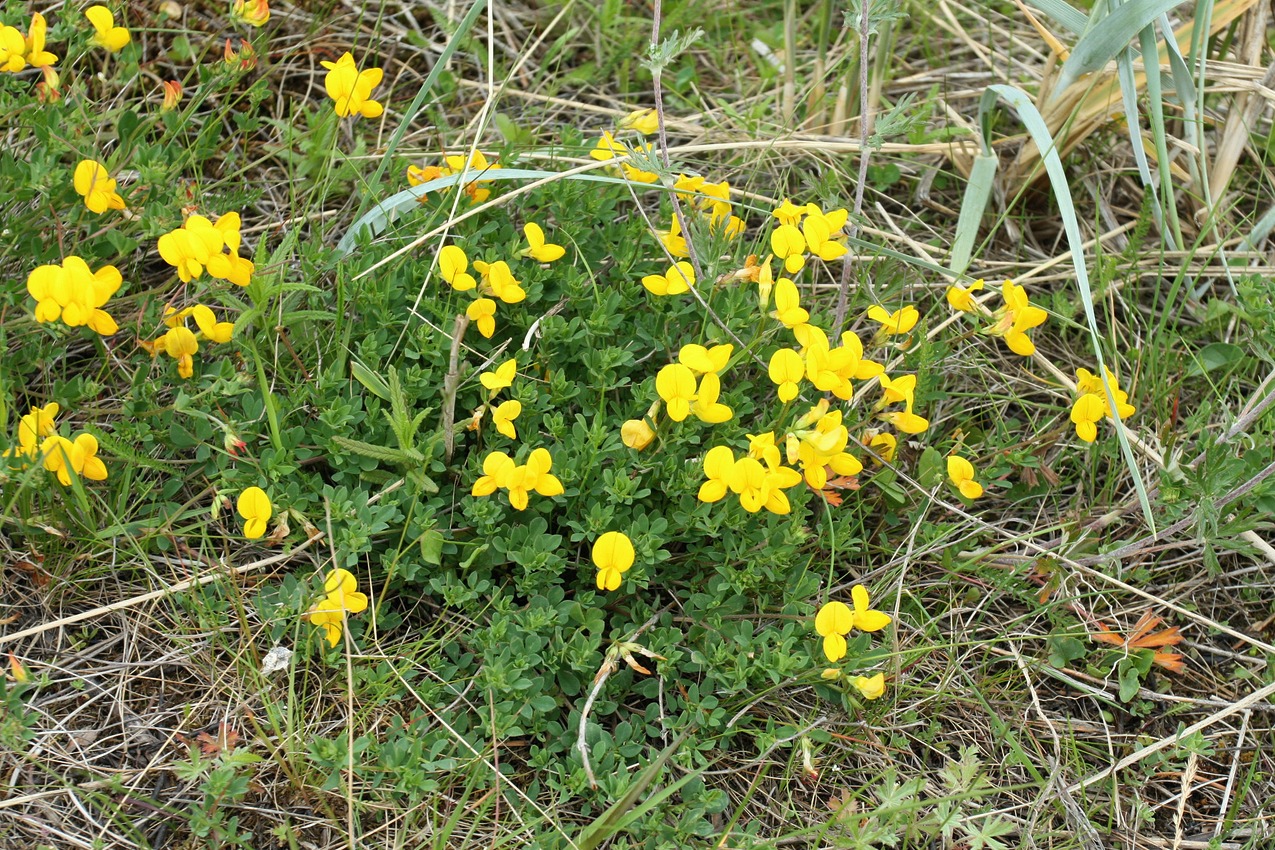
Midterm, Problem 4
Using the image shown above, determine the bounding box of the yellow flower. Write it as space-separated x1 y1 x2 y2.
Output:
729 456 803 514
697 445 737 503
436 244 477 292
305 568 369 647
190 304 234 343
690 372 733 424
820 667 842 681
656 216 689 258
466 298 497 339
230 0 271 27
867 305 919 336
655 363 697 422
205 212 255 286
26 257 121 335
85 6 131 51
473 260 525 304
0 26 26 73
772 199 805 227
156 325 199 378
985 280 1047 356
863 431 897 464
946 279 984 312
641 262 695 296
801 210 847 262
73 160 126 214
41 433 107 486
9 403 59 460
621 418 656 450
24 13 57 68
407 163 445 188
770 278 809 330
472 451 515 497
770 224 806 274
520 222 565 263
1070 393 1105 443
589 131 627 162
443 151 501 203
852 672 885 700
849 584 891 632
593 531 635 592
480 358 517 393
158 215 225 282
618 108 659 135
491 399 521 439
815 601 853 662
320 52 384 119
947 455 983 499
504 447 564 510
237 486 272 538
768 348 805 403
879 410 930 434
677 343 733 375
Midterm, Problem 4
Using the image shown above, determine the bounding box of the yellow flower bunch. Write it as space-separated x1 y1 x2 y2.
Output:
472 448 565 510
814 585 891 663
1070 366 1136 442
875 373 929 434
785 401 864 490
140 304 235 378
767 201 849 273
590 131 659 184
304 568 369 646
157 212 254 286
437 245 534 339
3 404 108 485
230 0 270 27
0 13 57 73
3 403 60 463
697 442 804 515
26 257 122 335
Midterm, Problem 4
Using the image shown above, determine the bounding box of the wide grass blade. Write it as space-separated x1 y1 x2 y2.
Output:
1052 0 1187 94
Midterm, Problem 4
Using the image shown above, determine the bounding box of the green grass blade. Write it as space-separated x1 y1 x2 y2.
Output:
1028 0 1089 34
981 84 1156 534
1052 0 1188 94
949 151 998 276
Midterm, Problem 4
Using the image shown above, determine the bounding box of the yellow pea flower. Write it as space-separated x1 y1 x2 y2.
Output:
690 372 733 424
190 304 234 344
230 0 270 27
305 569 369 647
946 279 984 312
772 199 805 227
41 433 107 486
656 216 689 258
802 211 847 262
863 431 897 464
985 280 1047 356
641 262 695 296
589 131 627 162
770 278 809 330
621 418 656 450
867 305 919 336
158 215 226 282
466 298 497 339
480 358 517 393
815 601 853 662
770 224 806 274
438 244 477 291
849 585 891 632
9 402 59 460
878 374 916 409
504 447 563 510
520 222 565 263
24 13 57 68
0 26 26 73
947 455 983 499
618 108 659 135
161 80 183 111
85 6 131 51
852 672 886 700
879 410 929 434
491 399 521 439
320 52 384 119
73 160 126 214
697 445 737 503
26 257 121 335
655 363 698 422
443 151 501 204
472 451 515 497
473 260 525 304
768 348 805 403
1070 393 1105 443
677 343 732 375
237 486 272 539
593 531 635 592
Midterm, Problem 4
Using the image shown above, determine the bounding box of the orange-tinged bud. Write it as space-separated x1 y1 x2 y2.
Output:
161 80 182 111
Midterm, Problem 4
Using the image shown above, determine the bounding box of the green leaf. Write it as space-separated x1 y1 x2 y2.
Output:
418 530 445 565
1187 342 1244 377
916 446 944 489
1053 0 1186 94
1047 635 1087 669
350 360 392 401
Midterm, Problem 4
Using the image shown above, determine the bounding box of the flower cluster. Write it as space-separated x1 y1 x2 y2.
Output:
27 256 122 336
157 211 254 286
1070 366 1136 442
767 200 848 273
3 403 108 486
472 447 564 511
653 343 734 425
698 442 803 515
0 13 57 74
436 223 561 339
408 150 504 205
784 400 865 490
980 280 1047 356
321 51 383 119
814 585 891 699
470 358 522 438
304 569 369 646
140 304 235 378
